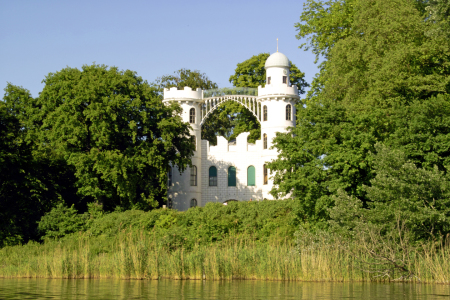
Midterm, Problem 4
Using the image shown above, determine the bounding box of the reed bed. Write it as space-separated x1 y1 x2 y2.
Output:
0 229 449 283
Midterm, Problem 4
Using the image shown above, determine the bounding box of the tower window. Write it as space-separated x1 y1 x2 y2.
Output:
189 108 195 123
263 164 268 185
267 77 271 84
228 166 236 187
263 105 267 121
209 166 217 186
190 165 197 186
263 133 267 149
247 166 255 186
286 104 292 121
190 198 197 208
191 135 196 151
283 76 287 84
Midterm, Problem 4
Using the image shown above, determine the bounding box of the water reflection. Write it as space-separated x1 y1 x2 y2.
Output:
0 278 449 300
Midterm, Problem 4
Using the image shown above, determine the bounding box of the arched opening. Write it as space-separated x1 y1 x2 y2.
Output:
228 166 236 187
189 108 195 123
223 199 238 206
190 165 197 186
190 198 197 208
263 133 267 149
286 104 292 121
263 105 267 121
263 164 268 185
247 165 255 186
191 135 196 151
209 166 217 186
200 99 261 146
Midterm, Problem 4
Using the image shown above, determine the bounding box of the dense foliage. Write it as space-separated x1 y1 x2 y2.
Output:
0 65 195 246
269 0 450 239
37 200 304 249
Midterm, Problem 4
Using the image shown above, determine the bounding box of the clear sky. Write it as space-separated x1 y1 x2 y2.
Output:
0 0 318 98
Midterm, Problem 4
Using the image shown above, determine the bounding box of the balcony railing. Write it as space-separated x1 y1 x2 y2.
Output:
203 87 258 98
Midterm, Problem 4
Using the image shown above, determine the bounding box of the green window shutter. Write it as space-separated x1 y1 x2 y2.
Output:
209 166 217 177
228 166 236 186
209 166 217 186
247 166 255 186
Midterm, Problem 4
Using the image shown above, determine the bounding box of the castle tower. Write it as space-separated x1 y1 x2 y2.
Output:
163 87 203 210
257 52 300 198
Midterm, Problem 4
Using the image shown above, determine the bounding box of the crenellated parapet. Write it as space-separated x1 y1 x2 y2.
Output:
163 87 203 102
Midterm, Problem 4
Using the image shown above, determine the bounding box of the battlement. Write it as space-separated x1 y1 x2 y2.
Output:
163 86 203 101
257 84 299 97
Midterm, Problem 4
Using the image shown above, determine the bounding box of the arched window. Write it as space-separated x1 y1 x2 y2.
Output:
286 104 292 121
263 105 267 121
190 165 197 186
209 166 217 186
247 166 255 186
263 164 268 185
267 77 271 85
263 133 267 149
168 167 172 187
191 135 196 151
228 166 236 187
189 108 195 123
190 198 197 208
167 198 173 209
283 76 287 84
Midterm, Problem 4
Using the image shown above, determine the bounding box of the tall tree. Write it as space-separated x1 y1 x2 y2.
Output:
1 85 81 246
269 0 450 225
34 64 194 211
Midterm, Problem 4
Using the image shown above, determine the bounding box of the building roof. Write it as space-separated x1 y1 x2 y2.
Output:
265 52 290 68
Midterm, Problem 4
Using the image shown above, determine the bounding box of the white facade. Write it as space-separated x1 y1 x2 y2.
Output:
163 52 299 211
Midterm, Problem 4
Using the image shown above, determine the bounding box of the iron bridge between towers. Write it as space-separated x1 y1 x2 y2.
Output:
200 87 260 126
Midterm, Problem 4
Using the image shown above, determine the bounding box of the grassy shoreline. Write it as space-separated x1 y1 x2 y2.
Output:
1 229 449 284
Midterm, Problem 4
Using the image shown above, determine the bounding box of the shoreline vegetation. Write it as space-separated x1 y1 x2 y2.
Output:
1 201 449 284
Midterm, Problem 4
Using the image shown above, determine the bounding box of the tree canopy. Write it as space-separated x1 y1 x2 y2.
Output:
228 53 309 95
154 68 218 95
269 0 450 235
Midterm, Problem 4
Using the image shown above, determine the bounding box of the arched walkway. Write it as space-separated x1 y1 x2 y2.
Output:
200 95 261 126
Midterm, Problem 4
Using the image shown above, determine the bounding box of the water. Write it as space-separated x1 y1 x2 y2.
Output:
0 279 449 300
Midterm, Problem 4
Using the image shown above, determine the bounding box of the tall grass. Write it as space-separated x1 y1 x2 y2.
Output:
0 229 448 283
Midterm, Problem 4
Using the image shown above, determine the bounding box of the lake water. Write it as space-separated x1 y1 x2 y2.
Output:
0 278 449 299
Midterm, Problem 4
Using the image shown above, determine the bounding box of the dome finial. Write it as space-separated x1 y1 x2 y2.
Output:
277 38 279 52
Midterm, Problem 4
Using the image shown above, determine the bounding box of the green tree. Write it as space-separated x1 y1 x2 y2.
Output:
37 203 87 240
330 143 450 241
0 99 64 246
228 53 308 94
33 64 194 211
425 0 450 38
154 68 218 95
269 0 450 224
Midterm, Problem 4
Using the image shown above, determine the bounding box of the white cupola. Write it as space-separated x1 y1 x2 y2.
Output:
264 52 290 87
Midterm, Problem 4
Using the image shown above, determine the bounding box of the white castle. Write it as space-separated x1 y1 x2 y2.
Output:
164 52 299 210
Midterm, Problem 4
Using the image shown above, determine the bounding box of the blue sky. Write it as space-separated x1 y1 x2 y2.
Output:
0 0 318 98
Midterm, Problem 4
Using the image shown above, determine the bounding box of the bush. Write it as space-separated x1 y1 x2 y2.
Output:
38 203 87 240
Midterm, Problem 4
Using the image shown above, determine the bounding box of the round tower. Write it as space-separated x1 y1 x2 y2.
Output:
163 87 203 210
257 52 300 197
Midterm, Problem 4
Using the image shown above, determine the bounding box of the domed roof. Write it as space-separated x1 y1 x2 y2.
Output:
265 52 290 68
